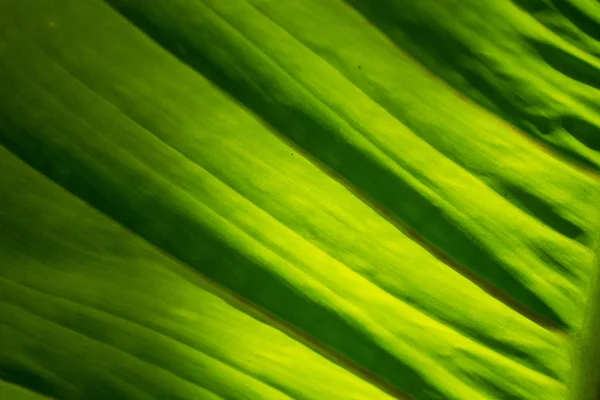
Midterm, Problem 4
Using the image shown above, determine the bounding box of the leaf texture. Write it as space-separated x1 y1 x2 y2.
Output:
0 0 599 399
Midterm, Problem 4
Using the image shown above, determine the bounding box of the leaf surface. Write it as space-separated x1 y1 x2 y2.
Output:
0 0 599 399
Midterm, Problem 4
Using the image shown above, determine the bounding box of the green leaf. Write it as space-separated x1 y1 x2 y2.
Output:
0 0 599 399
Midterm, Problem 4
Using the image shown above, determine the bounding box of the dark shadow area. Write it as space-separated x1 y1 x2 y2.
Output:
505 183 586 242
531 38 600 91
0 363 57 399
549 0 600 42
561 114 600 151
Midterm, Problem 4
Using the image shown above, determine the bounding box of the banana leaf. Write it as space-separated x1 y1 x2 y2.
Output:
0 0 599 399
